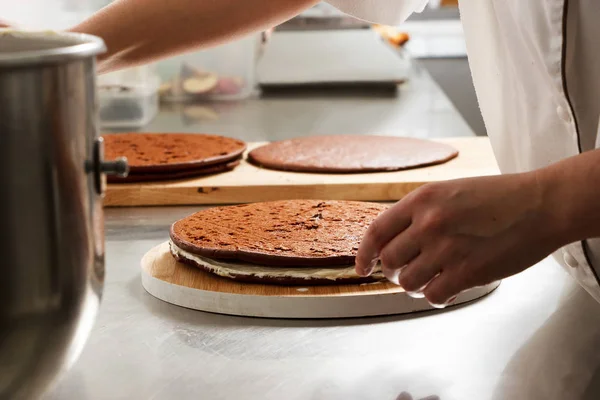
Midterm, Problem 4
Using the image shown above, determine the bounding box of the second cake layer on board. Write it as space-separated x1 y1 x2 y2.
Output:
105 137 499 207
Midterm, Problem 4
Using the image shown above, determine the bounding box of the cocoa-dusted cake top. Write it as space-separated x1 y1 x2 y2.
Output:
248 134 458 173
170 200 389 267
103 133 246 172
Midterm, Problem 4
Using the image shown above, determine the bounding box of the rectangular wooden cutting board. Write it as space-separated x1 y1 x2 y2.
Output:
104 137 499 207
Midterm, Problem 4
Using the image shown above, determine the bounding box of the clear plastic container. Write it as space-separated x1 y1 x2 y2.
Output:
155 33 260 102
97 65 160 129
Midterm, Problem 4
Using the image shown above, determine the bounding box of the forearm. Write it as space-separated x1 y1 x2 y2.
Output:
69 0 318 73
539 148 600 243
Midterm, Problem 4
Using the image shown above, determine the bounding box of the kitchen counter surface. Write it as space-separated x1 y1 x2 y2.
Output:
112 64 474 141
45 68 600 400
44 207 600 400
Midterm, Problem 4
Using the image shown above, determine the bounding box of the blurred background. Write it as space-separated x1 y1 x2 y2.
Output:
0 0 485 139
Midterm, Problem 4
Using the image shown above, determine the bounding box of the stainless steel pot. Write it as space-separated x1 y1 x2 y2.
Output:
0 31 128 399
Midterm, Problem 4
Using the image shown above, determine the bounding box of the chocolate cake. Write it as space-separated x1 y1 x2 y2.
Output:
103 132 246 173
169 200 389 284
247 135 459 173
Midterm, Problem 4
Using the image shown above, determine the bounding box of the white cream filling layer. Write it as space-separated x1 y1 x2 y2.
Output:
170 240 383 281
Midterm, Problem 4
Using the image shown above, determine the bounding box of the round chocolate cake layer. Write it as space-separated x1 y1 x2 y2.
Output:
170 200 388 267
247 134 458 173
107 159 241 184
103 132 246 172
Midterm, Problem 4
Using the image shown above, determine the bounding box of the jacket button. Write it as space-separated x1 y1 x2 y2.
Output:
556 105 572 123
563 252 579 268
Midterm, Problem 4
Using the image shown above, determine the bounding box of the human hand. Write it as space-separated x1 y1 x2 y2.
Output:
356 172 563 307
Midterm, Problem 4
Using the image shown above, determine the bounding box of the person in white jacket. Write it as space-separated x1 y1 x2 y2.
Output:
63 0 600 308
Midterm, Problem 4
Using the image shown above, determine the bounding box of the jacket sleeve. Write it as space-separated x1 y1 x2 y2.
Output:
326 0 429 25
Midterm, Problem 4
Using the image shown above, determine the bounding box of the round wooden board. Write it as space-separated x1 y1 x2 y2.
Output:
141 242 501 319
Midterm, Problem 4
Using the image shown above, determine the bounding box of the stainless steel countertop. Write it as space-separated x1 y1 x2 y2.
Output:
45 70 600 399
44 207 600 400
113 65 474 141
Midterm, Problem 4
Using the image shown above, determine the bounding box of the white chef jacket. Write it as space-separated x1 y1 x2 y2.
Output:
327 0 600 303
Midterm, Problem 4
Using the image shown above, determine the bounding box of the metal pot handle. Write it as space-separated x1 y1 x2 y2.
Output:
85 137 129 195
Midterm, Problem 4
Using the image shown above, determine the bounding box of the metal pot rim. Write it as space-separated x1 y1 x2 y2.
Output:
0 30 106 67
